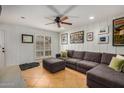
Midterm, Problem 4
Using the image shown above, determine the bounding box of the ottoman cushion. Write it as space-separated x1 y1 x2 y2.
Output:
43 58 65 73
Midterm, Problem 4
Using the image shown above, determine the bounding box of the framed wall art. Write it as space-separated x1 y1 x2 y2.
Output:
113 17 124 46
98 35 109 44
61 33 68 44
87 32 93 41
22 34 33 43
99 26 109 34
70 31 84 44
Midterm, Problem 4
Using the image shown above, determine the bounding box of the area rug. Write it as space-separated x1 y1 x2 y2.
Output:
19 62 40 71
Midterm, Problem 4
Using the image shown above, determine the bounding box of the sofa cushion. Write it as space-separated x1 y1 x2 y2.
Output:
67 50 74 58
77 60 99 70
87 64 124 87
83 52 102 63
65 58 81 65
72 51 85 59
101 53 116 65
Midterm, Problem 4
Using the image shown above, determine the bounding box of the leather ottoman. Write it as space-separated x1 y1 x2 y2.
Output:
43 58 66 73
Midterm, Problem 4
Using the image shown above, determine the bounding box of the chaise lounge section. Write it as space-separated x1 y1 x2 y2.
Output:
87 64 124 88
87 53 124 88
56 50 124 88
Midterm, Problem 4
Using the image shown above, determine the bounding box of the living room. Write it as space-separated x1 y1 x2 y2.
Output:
0 0 124 92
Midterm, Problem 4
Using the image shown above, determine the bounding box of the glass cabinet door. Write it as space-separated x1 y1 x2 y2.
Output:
36 35 44 58
35 35 51 59
45 36 51 56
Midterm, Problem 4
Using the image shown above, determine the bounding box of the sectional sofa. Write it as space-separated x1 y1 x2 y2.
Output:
56 50 124 88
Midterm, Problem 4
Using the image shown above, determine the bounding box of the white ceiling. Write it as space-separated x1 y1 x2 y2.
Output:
0 5 124 32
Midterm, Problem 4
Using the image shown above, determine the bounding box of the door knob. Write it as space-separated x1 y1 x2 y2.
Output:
2 48 5 53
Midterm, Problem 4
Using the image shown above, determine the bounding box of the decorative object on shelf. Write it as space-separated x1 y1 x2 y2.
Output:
22 34 33 43
70 31 84 44
98 35 109 44
99 26 109 34
61 33 68 44
113 17 124 46
87 32 93 41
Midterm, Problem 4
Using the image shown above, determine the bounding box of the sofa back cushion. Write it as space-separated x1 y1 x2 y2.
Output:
67 50 74 58
84 52 102 63
101 53 116 65
72 51 85 59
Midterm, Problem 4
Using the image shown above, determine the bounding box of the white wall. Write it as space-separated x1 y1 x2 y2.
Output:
0 23 59 66
60 17 124 54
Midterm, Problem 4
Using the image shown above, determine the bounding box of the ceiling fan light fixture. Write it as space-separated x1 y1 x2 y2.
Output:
89 16 95 20
21 16 25 19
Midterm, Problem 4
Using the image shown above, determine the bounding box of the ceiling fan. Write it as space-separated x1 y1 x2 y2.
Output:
45 16 72 28
45 5 78 28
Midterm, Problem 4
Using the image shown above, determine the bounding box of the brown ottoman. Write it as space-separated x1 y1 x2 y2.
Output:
43 58 65 73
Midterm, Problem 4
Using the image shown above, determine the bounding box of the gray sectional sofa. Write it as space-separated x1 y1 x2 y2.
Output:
56 50 124 88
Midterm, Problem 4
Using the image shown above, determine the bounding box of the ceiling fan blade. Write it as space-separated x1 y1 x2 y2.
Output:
45 17 54 21
46 5 61 15
62 5 77 15
45 22 56 25
67 15 80 18
60 16 68 21
61 22 72 25
57 23 61 28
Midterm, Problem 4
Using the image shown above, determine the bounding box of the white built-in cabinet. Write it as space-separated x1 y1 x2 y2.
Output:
35 35 51 59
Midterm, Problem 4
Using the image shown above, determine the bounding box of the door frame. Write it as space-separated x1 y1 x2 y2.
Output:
0 30 6 67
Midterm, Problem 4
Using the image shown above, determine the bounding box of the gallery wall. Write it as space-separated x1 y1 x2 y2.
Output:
0 23 59 66
60 16 124 54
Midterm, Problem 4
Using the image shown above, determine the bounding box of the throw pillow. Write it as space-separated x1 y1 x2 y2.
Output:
121 64 124 73
109 57 124 72
116 55 124 60
60 51 68 58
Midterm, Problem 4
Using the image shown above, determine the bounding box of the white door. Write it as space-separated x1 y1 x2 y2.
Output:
0 31 5 68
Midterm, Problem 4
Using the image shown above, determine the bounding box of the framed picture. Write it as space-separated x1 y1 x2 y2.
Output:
99 26 109 34
87 32 93 41
22 34 33 43
113 17 124 46
98 35 109 44
70 31 84 44
61 33 68 44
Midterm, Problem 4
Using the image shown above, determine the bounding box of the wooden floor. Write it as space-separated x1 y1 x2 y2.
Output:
21 65 87 88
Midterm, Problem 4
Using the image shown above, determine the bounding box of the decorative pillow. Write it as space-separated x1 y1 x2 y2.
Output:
109 57 124 72
60 51 68 58
122 64 124 73
116 55 124 60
